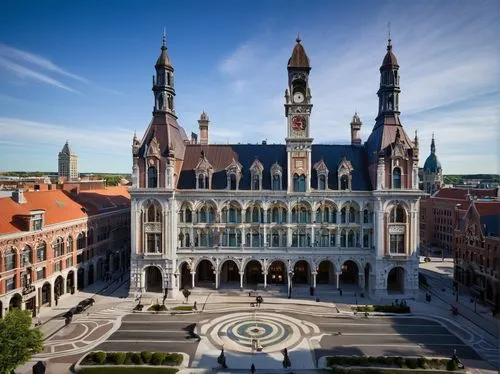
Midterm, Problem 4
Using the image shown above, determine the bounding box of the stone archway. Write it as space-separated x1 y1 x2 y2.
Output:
77 268 85 290
180 262 191 289
387 267 405 294
220 260 239 286
340 260 359 288
67 270 75 294
196 259 215 287
145 266 163 292
9 294 22 311
317 260 335 285
41 282 51 306
268 260 286 285
54 275 64 298
88 264 94 286
293 260 310 284
244 260 263 286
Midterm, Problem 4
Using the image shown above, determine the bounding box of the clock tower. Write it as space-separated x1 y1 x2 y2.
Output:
285 36 313 192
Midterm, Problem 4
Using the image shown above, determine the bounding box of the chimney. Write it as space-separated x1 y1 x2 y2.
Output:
350 112 362 145
191 132 198 144
12 188 27 204
198 111 209 145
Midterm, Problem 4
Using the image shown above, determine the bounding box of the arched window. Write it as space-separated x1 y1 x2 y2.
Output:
145 202 163 253
67 236 73 253
272 174 281 190
21 245 32 267
53 237 64 258
340 175 349 190
198 174 206 189
389 205 406 223
147 204 162 222
393 167 401 189
5 247 17 271
36 242 46 262
148 166 158 188
347 230 355 247
388 204 407 254
318 175 326 190
77 233 86 250
185 208 192 223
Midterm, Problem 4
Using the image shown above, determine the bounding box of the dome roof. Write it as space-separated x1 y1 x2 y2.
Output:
381 39 398 68
423 153 442 172
156 34 172 68
288 36 310 69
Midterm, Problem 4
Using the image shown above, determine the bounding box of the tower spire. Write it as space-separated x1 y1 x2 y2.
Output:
296 32 301 43
431 132 436 154
162 27 167 48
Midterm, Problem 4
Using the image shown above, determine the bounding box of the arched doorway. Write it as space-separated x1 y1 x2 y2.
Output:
317 260 335 285
9 294 22 311
88 264 94 286
77 268 85 290
54 275 64 298
145 266 163 292
67 270 75 294
244 260 263 286
180 262 191 289
268 260 286 285
195 260 215 287
41 282 51 306
340 260 359 288
364 263 371 293
220 260 239 286
293 260 310 284
387 267 405 294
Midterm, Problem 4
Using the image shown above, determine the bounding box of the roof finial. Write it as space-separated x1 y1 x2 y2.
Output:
387 22 392 50
296 32 301 43
162 28 167 48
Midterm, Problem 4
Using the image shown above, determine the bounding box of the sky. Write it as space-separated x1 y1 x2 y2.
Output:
0 0 498 174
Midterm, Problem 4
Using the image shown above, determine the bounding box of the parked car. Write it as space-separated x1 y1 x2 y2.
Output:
419 256 432 263
75 298 95 313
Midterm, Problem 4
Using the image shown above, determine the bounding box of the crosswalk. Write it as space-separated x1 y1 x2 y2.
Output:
77 300 134 321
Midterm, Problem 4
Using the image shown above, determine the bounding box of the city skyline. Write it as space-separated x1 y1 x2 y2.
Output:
0 0 498 174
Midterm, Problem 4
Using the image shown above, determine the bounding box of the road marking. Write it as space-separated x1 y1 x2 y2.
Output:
106 339 196 343
121 320 196 324
318 323 438 327
117 329 188 333
336 343 469 347
331 333 453 336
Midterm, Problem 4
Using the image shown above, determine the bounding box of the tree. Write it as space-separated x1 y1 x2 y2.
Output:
0 308 43 373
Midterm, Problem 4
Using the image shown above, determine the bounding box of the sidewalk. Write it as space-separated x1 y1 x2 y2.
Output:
34 270 128 340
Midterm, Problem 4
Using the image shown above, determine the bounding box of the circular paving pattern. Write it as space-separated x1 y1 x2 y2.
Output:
205 312 314 353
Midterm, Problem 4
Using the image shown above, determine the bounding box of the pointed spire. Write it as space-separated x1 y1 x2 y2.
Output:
414 130 419 146
431 132 436 154
162 27 167 48
156 30 172 67
387 22 392 51
288 34 310 69
296 32 301 43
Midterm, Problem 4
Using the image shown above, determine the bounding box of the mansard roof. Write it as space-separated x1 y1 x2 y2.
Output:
177 144 371 191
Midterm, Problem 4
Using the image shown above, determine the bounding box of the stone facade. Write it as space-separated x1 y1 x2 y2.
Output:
58 141 78 181
129 35 423 300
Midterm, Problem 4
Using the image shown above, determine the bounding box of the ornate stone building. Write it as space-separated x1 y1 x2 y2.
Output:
129 35 423 299
420 134 443 194
58 140 78 181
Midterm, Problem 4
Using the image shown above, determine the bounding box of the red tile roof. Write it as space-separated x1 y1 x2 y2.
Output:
0 187 130 235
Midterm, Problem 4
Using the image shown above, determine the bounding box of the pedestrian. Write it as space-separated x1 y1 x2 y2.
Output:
194 301 197 311
251 363 256 373
339 288 343 297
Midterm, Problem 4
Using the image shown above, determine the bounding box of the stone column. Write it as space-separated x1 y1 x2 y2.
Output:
312 272 317 288
215 270 219 289
263 271 268 288
311 226 315 247
239 271 244 289
191 271 195 289
335 273 340 289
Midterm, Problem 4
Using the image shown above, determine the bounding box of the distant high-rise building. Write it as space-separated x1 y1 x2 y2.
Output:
58 141 78 181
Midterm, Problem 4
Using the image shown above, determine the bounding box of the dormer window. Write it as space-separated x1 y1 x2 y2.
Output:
195 151 213 190
225 158 242 190
250 159 264 191
313 159 329 190
29 210 45 231
270 162 283 191
146 136 161 188
337 157 353 191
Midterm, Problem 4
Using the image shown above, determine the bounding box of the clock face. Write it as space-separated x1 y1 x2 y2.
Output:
293 92 304 103
291 115 306 131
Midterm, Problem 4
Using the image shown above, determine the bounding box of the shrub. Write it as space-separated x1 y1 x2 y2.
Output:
131 352 143 365
124 352 133 365
163 353 183 366
417 357 428 369
173 305 193 311
405 357 418 369
141 350 153 363
92 351 106 364
151 352 166 365
447 359 458 371
107 352 126 365
394 356 405 367
148 304 167 312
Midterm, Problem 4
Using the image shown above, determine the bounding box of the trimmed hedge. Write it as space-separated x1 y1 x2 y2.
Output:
172 305 193 311
148 304 167 312
326 356 459 371
81 351 183 368
78 368 178 373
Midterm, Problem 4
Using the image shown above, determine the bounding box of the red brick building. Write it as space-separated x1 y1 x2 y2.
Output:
419 187 499 256
453 199 500 309
0 186 130 318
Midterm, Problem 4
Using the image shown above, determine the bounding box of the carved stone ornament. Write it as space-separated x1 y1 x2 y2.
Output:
147 136 161 158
